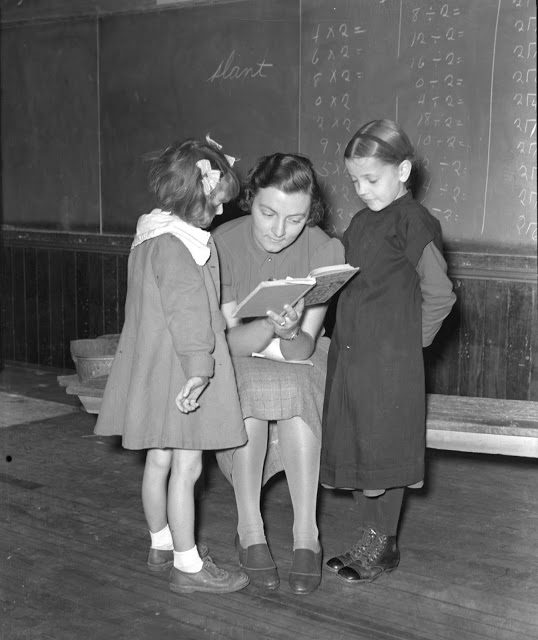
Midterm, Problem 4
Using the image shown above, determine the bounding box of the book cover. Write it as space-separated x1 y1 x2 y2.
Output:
232 264 359 319
232 278 315 318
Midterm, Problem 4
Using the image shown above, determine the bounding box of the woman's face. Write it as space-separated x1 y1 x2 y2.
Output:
250 186 311 253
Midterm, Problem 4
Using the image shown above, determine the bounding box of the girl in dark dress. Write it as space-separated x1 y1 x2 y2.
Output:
321 120 456 584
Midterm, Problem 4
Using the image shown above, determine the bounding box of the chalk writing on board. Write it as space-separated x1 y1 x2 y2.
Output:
511 3 537 241
300 0 536 246
402 3 470 229
303 20 368 235
207 50 274 82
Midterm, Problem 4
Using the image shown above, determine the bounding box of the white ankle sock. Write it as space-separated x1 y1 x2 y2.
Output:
174 546 203 573
149 524 173 550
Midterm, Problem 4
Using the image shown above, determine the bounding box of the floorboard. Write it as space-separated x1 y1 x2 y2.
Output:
1 364 537 640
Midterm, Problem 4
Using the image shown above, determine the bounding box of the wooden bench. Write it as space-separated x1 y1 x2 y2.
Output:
426 394 538 458
57 374 107 415
58 375 538 458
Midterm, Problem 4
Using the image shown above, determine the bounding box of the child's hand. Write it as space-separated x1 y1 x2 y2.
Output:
266 299 304 340
175 376 209 413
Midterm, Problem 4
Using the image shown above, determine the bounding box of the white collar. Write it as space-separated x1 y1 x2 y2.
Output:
131 209 211 265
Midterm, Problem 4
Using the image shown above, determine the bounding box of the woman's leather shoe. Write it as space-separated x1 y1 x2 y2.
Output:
289 548 322 595
236 535 279 590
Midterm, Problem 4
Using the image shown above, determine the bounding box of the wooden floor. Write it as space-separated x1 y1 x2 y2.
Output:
1 364 537 640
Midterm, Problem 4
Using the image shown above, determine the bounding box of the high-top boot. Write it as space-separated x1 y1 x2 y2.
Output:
326 526 377 572
336 529 399 583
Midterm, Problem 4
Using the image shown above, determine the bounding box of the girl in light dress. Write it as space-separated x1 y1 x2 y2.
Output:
95 138 249 594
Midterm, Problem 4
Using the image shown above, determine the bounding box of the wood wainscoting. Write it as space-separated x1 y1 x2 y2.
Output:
1 229 536 400
1 230 130 370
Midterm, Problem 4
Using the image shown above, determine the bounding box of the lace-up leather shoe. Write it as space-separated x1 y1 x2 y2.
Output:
169 557 249 594
288 548 322 595
326 527 376 572
147 542 209 572
337 532 399 584
236 535 279 590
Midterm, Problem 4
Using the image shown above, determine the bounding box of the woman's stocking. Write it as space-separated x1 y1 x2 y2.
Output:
232 417 269 548
277 417 320 551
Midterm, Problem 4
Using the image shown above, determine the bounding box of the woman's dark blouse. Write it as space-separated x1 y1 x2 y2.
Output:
214 216 344 306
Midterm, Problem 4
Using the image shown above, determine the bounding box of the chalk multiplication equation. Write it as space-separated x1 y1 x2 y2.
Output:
300 0 398 237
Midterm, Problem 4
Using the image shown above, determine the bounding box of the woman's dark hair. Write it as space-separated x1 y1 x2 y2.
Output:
147 139 240 227
344 119 415 168
240 153 325 226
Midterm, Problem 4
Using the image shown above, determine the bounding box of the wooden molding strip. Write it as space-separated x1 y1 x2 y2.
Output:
446 250 537 283
2 227 537 283
0 0 249 26
2 228 132 255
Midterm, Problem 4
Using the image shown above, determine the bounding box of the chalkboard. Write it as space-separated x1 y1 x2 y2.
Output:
300 0 537 249
2 0 536 249
100 0 299 233
1 20 100 231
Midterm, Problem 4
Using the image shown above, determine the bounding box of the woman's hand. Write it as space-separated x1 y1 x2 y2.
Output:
175 376 209 413
266 298 305 340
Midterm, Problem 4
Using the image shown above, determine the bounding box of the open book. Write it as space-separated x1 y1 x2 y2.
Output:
232 263 360 319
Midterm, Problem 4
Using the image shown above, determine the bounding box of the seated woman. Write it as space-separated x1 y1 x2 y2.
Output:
214 153 344 595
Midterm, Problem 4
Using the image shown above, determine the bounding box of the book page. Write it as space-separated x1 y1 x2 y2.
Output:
302 266 360 306
308 263 355 277
232 265 359 318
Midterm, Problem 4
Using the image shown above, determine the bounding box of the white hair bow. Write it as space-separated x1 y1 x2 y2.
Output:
206 134 236 167
196 159 221 196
